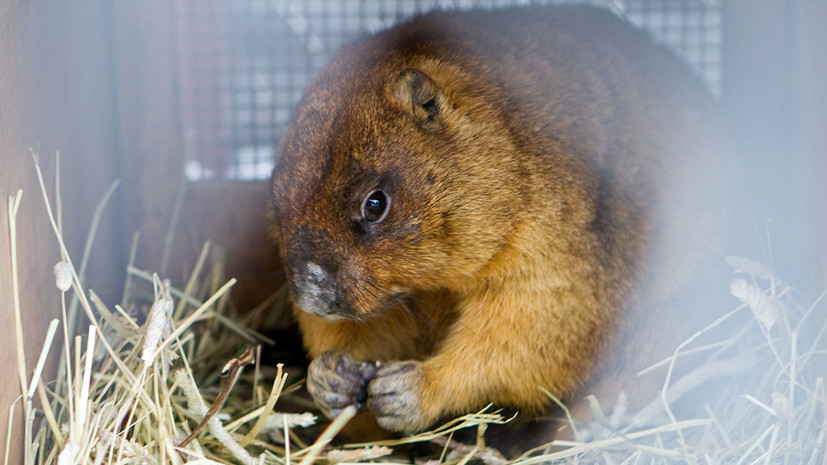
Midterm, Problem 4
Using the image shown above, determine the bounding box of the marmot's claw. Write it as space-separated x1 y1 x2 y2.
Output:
366 360 429 433
307 351 375 418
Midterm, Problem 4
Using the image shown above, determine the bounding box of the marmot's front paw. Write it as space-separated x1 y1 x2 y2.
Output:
307 351 378 419
366 361 432 433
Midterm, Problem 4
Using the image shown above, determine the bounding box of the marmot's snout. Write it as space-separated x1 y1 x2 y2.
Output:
290 261 353 320
286 230 353 320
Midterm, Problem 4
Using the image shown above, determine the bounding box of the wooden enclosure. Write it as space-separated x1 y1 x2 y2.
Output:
1 0 826 462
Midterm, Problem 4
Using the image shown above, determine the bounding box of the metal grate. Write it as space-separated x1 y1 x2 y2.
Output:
175 0 722 181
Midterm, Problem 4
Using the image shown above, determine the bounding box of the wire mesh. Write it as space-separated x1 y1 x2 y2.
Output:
174 0 722 181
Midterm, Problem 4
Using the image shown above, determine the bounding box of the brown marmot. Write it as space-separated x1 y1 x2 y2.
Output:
269 5 730 434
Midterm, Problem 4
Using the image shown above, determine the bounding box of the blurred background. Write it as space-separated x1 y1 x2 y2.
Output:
1 0 825 461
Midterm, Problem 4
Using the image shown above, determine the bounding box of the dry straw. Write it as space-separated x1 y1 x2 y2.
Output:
7 154 826 464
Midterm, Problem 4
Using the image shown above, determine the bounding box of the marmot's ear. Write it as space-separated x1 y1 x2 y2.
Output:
391 68 445 134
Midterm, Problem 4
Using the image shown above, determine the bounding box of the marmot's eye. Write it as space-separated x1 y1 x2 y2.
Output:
361 190 391 223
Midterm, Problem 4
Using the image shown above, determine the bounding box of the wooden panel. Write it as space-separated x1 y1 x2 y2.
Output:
0 7 58 455
721 0 826 292
25 0 124 301
1 0 122 461
114 0 185 274
791 1 827 289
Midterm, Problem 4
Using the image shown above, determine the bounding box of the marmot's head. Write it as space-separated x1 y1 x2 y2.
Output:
270 35 527 320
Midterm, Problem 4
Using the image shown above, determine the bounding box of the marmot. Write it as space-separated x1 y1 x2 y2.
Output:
270 6 730 434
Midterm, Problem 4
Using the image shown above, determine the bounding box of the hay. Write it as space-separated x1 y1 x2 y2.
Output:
7 155 826 464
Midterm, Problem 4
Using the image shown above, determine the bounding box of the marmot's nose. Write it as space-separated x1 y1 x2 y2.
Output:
291 261 349 319
285 228 352 319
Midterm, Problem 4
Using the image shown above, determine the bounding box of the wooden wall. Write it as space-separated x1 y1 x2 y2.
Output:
722 0 827 294
0 0 121 461
0 2 55 458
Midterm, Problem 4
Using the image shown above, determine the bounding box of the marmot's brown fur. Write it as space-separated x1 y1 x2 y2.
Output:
270 6 730 435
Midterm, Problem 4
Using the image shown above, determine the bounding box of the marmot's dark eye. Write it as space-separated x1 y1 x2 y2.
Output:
361 190 391 223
